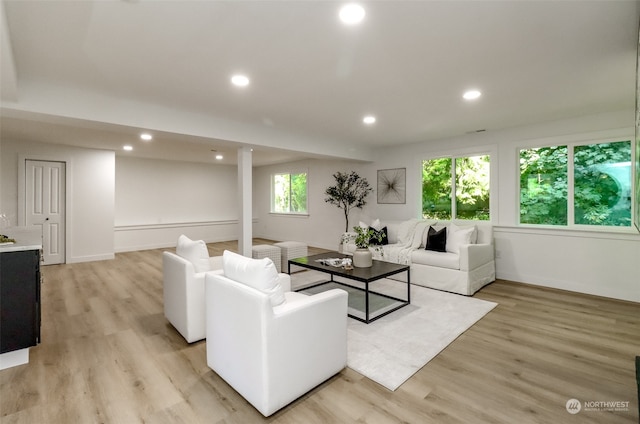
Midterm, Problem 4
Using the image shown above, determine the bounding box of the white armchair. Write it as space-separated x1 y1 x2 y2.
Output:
205 250 348 417
162 235 222 343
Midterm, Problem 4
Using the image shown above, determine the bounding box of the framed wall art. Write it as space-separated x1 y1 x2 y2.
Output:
377 168 406 204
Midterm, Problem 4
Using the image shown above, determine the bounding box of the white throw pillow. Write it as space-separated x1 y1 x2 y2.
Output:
446 223 477 254
470 225 479 244
222 250 285 307
397 218 419 245
370 218 383 231
176 235 211 273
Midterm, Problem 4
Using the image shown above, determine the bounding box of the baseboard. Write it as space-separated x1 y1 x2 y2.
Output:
67 253 115 263
115 242 177 253
114 236 233 253
496 271 639 303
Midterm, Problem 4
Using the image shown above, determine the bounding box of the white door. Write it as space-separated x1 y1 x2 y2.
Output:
25 160 66 265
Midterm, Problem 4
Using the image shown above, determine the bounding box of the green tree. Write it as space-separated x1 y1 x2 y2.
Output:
273 174 290 213
422 158 452 219
574 141 631 226
519 141 631 226
290 173 307 212
455 156 490 220
520 146 568 225
422 155 490 220
273 173 307 213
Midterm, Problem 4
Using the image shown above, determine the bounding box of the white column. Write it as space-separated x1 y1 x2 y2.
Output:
237 147 252 257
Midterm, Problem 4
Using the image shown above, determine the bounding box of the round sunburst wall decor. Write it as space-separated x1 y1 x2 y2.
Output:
377 168 406 204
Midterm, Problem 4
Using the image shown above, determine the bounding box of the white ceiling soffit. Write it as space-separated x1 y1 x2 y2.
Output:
0 110 333 166
1 0 638 164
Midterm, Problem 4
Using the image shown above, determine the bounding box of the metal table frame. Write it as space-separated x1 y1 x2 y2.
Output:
289 251 410 324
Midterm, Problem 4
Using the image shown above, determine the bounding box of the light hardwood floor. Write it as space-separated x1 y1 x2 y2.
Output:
1 239 638 423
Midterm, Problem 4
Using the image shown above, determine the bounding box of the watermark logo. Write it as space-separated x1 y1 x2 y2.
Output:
566 399 581 414
566 398 630 414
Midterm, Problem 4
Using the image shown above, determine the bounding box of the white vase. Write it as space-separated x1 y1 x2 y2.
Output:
352 248 372 267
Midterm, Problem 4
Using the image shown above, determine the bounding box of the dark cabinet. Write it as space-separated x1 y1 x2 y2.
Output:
0 249 41 353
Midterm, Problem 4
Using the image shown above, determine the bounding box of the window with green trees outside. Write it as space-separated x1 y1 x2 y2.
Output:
520 140 632 226
422 155 490 220
272 172 307 213
519 146 568 225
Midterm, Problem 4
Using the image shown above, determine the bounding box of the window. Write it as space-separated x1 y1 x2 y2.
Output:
519 146 568 225
271 172 307 214
519 140 632 227
422 155 490 220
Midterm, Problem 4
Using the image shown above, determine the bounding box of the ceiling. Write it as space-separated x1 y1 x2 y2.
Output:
1 0 639 166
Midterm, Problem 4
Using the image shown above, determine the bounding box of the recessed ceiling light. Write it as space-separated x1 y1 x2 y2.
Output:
339 3 365 25
140 133 152 141
363 116 376 124
231 74 250 87
215 154 223 160
463 90 482 100
123 145 133 151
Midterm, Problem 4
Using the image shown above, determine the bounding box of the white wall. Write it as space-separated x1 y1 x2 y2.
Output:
114 156 239 251
0 138 115 263
253 159 375 250
253 111 640 302
372 110 640 302
3 111 638 301
492 227 639 301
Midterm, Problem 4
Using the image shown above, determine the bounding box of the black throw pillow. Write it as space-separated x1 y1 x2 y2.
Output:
369 226 388 245
425 226 446 252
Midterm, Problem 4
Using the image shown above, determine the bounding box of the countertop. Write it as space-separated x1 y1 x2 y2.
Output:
0 227 42 253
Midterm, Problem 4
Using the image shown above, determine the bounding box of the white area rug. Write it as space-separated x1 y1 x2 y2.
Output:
291 271 497 391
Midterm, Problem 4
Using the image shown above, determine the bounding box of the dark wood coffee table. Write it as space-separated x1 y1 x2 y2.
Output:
288 251 410 323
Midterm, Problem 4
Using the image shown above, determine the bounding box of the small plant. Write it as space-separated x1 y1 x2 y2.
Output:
353 225 383 249
340 232 355 245
0 235 16 244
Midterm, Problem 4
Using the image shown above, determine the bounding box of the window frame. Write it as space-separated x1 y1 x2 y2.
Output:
517 137 634 229
421 151 492 221
270 170 308 215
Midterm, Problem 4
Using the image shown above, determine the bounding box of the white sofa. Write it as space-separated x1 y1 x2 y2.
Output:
162 235 223 343
205 250 348 417
343 219 495 295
